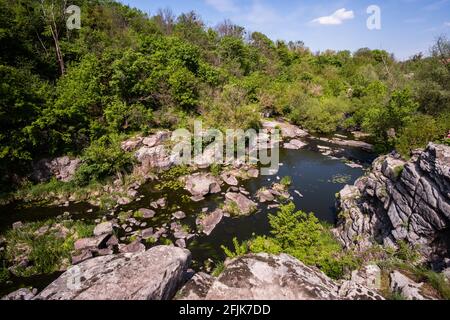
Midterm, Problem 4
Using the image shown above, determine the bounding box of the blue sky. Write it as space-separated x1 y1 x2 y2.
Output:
119 0 450 60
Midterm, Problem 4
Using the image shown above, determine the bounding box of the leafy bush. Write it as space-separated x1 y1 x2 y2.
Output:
395 113 449 158
74 134 134 186
221 203 359 279
280 176 292 186
3 219 94 277
221 237 249 259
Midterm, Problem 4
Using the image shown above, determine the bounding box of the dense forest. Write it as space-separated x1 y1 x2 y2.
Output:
1 0 449 193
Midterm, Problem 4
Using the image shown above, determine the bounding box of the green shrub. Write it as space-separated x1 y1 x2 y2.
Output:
74 134 133 186
395 114 448 158
221 237 249 259
256 203 358 279
211 261 225 277
280 176 292 186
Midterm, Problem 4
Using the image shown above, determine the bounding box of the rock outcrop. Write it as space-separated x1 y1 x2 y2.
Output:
177 253 383 300
224 192 257 215
333 143 450 265
184 173 221 198
389 270 435 300
35 246 191 300
31 156 81 182
262 120 309 139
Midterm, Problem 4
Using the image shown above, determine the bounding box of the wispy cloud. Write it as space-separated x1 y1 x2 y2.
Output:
311 8 354 25
445 22 450 26
205 0 237 13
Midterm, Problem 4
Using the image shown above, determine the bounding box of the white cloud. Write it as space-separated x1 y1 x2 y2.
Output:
311 8 354 25
205 0 237 13
445 22 450 26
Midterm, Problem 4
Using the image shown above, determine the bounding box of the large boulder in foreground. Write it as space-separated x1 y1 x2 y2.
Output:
35 246 190 300
178 253 383 300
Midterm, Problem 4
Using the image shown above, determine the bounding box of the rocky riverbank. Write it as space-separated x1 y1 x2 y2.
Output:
333 143 450 270
7 120 425 301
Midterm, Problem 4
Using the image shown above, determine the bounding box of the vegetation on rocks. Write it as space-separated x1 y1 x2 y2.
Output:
1 218 94 281
222 203 359 279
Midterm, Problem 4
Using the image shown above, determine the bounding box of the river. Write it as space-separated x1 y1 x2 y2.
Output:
0 134 375 295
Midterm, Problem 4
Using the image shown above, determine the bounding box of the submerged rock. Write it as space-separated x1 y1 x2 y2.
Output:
35 246 191 300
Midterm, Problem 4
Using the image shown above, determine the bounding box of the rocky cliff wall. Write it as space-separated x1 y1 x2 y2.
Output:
333 143 450 267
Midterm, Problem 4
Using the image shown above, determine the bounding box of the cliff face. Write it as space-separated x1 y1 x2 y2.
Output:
333 143 450 267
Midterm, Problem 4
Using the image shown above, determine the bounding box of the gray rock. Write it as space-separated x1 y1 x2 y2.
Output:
119 240 146 254
333 143 450 260
224 192 257 215
221 173 238 186
121 136 143 151
175 239 186 248
117 197 132 205
74 235 109 251
93 222 113 237
172 211 186 220
106 235 119 247
2 288 37 300
177 272 214 300
350 265 382 291
185 173 221 197
139 208 156 219
135 145 173 170
72 250 93 265
180 253 381 300
256 188 275 203
196 209 224 236
317 137 374 151
31 156 81 183
35 246 191 300
389 271 434 300
284 139 307 150
141 228 154 240
262 120 308 138
12 221 23 230
142 131 171 148
247 168 259 178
